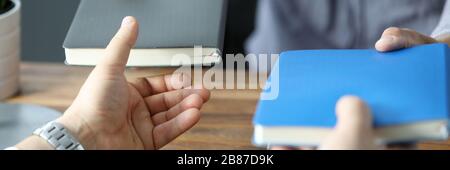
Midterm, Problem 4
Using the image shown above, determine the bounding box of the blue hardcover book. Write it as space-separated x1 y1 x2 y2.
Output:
253 43 450 146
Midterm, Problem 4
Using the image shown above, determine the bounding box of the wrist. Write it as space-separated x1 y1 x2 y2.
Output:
56 112 97 150
434 33 450 46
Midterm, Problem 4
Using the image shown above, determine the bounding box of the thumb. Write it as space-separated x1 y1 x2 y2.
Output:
375 27 436 52
320 96 378 150
96 16 139 75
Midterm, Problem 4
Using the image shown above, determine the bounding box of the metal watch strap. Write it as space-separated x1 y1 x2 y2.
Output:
33 121 85 150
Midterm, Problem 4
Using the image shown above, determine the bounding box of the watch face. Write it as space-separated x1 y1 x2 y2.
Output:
0 104 61 148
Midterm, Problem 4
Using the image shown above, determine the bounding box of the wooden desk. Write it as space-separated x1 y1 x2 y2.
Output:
6 62 450 150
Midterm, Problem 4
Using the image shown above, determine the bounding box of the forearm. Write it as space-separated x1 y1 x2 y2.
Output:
15 136 54 150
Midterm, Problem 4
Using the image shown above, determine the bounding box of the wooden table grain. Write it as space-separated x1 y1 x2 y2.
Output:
5 62 450 150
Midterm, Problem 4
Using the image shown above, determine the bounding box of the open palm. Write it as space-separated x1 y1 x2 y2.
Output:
58 16 209 150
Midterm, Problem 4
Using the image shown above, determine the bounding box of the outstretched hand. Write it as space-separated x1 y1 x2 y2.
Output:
55 16 210 150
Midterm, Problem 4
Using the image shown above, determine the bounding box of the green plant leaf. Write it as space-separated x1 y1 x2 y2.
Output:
0 0 6 11
0 0 9 11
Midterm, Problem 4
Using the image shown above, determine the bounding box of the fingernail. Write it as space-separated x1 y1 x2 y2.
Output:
121 16 134 28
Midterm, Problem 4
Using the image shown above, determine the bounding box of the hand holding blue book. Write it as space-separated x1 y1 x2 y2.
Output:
253 43 450 146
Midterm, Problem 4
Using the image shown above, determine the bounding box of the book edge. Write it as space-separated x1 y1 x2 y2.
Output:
64 48 222 67
253 119 449 147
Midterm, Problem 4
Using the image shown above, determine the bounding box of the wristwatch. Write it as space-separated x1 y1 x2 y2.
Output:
33 121 85 150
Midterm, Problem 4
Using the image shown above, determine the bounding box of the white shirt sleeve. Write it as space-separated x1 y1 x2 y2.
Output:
432 0 450 37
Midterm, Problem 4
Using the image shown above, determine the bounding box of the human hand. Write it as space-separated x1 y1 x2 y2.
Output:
53 16 209 150
318 96 378 150
375 27 450 52
272 96 379 150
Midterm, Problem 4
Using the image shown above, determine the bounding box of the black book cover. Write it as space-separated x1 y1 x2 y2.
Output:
63 0 227 50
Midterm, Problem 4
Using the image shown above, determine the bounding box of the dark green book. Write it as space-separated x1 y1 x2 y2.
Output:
63 0 227 66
